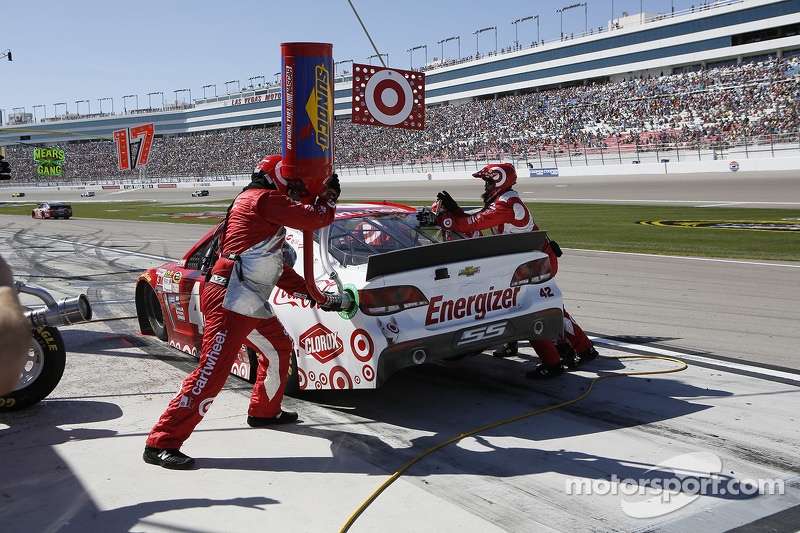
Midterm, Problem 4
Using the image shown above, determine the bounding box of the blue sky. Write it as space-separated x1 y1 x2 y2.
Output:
1 0 698 120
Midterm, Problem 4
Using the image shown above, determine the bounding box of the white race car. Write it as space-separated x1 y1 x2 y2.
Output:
135 202 563 391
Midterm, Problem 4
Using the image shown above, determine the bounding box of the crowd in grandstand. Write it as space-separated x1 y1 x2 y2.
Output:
3 56 798 182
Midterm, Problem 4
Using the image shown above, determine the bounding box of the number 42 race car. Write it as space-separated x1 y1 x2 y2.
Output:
135 202 563 391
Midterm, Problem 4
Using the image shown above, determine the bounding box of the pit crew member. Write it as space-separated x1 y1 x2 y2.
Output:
422 163 599 379
144 155 341 469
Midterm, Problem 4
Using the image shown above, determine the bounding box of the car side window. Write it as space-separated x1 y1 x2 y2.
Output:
185 239 214 271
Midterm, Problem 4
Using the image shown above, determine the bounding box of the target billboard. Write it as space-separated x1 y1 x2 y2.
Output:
351 64 425 130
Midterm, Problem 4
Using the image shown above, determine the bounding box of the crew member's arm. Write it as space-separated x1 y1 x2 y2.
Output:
275 263 310 298
437 201 515 234
257 191 337 231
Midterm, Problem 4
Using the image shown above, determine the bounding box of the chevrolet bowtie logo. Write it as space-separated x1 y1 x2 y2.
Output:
458 266 480 277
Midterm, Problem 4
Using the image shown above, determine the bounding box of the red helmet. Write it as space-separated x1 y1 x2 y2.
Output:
254 155 289 195
472 163 517 201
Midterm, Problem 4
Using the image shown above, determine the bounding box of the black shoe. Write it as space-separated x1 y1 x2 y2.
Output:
571 346 599 368
492 342 518 358
143 445 195 470
525 362 565 380
247 411 299 427
556 343 578 368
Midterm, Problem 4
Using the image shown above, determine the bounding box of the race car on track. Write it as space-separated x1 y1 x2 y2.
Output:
135 202 564 391
32 202 72 219
81 191 95 197
191 189 209 197
12 192 25 197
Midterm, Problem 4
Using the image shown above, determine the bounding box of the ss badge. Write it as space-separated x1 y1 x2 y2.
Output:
455 321 509 347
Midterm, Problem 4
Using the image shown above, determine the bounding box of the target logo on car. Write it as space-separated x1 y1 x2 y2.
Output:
351 64 425 130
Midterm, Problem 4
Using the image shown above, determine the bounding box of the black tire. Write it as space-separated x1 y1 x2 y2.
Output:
246 347 259 384
143 286 168 341
31 211 35 218
284 350 300 395
0 327 67 411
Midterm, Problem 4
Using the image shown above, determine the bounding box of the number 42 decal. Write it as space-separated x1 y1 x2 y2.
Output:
540 287 555 297
114 123 154 171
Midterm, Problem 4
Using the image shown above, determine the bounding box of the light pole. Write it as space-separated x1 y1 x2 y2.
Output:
174 89 191 107
99 97 113 115
334 59 353 76
367 53 388 66
407 45 427 69
473 26 497 56
122 94 138 113
202 84 217 98
512 15 539 48
274 72 281 85
33 104 45 122
54 102 67 118
224 80 240 94
556 3 587 39
12 107 25 123
147 91 163 110
248 76 265 88
75 99 90 116
438 36 460 61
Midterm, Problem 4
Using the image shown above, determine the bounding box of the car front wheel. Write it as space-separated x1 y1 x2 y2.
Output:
143 286 169 341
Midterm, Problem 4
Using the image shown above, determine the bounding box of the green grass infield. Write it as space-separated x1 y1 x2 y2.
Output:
2 200 798 262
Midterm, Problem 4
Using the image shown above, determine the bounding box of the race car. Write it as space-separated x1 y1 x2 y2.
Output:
135 202 564 391
31 202 72 219
81 191 95 197
191 189 209 197
11 192 25 197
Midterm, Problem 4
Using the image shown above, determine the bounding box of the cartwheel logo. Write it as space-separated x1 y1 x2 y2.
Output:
638 220 800 232
299 324 343 364
302 64 332 151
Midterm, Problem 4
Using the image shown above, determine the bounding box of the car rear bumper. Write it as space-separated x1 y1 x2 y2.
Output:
375 307 563 386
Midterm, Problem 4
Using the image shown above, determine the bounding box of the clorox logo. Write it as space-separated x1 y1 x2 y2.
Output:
304 64 332 151
299 323 343 363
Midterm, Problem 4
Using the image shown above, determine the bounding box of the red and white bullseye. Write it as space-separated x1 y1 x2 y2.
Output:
350 329 374 362
365 70 414 126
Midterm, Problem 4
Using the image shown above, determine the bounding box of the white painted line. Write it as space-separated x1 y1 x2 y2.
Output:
567 248 800 268
593 336 800 383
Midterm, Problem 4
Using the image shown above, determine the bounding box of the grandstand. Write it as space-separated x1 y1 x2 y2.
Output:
1 0 798 183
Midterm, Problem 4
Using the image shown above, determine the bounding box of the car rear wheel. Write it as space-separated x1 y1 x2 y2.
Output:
284 350 300 395
143 286 169 341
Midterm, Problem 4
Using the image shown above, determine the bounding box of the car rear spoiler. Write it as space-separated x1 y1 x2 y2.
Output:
366 231 548 281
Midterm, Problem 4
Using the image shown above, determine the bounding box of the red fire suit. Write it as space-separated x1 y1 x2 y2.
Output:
147 188 335 450
437 189 592 366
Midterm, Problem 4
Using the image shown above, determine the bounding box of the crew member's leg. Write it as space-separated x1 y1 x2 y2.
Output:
147 283 257 450
560 308 599 368
245 317 297 425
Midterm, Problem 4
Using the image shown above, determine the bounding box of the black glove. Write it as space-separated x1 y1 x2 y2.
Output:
416 207 438 227
437 190 458 213
326 173 341 201
319 291 345 312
